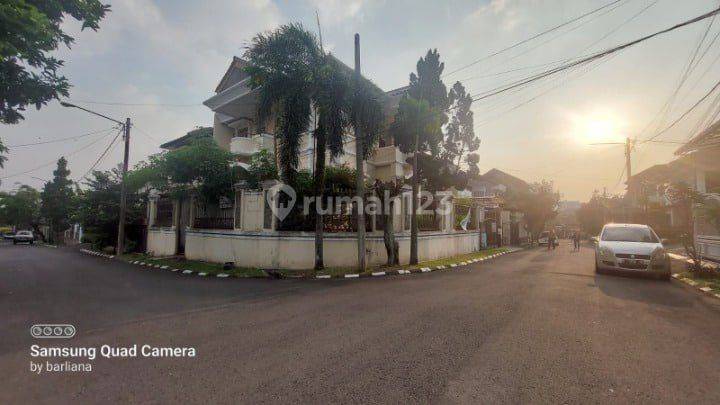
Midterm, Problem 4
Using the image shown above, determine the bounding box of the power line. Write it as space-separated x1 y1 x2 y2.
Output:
81 128 123 180
443 0 625 77
642 77 720 143
6 127 117 147
469 6 720 103
642 10 718 137
0 131 114 180
68 99 201 107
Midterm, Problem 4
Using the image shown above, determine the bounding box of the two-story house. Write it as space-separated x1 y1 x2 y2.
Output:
201 57 411 179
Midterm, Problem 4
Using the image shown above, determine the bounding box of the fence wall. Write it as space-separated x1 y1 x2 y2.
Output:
147 228 176 256
184 230 481 270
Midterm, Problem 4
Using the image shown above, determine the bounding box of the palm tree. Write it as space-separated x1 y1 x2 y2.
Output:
245 24 383 271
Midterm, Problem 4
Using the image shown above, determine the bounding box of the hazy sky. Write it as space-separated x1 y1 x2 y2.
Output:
2 0 719 201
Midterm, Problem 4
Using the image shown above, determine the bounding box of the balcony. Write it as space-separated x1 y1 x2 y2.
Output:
229 133 273 157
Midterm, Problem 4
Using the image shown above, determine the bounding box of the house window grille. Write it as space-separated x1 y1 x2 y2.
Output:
155 199 173 227
194 198 234 229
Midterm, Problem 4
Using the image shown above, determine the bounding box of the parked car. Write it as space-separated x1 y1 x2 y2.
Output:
3 232 16 240
13 230 34 245
538 231 558 247
594 223 670 280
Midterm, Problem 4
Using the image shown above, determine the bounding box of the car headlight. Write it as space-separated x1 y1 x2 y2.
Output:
598 247 614 259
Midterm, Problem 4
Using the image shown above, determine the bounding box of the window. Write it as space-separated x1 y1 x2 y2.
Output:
601 227 659 243
155 199 173 227
234 127 249 138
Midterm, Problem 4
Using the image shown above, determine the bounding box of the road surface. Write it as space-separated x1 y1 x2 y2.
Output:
2 241 719 403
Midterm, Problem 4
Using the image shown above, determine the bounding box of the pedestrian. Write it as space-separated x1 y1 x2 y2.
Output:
548 230 557 251
572 231 581 251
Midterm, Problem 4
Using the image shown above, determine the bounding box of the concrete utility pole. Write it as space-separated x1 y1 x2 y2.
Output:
116 118 131 255
624 137 633 181
354 33 366 272
60 102 129 255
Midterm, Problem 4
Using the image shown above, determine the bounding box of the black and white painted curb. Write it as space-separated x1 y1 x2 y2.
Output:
672 273 720 300
79 247 523 281
79 248 232 279
316 248 524 280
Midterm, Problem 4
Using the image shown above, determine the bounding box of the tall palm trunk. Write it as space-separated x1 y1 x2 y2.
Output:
313 134 327 270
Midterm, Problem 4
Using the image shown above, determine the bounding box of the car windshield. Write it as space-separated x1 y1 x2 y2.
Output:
601 227 658 243
17 231 31 236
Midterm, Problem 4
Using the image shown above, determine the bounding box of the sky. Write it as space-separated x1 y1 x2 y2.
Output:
2 0 719 201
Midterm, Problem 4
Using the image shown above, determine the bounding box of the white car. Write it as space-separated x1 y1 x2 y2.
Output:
594 223 670 280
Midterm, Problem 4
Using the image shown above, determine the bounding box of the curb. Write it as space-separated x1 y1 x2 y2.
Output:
672 273 720 300
79 247 524 282
314 248 523 280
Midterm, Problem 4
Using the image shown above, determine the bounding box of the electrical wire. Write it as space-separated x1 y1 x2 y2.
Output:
6 127 117 148
642 77 720 143
80 128 123 180
0 131 114 180
443 0 625 77
468 6 720 103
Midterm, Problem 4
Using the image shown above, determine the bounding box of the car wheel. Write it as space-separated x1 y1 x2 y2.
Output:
29 241 34 245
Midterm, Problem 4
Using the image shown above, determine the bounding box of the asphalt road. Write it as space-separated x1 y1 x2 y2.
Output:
2 241 720 404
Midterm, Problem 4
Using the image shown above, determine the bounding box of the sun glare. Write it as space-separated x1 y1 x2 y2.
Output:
571 111 625 144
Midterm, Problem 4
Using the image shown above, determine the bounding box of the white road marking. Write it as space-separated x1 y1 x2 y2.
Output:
372 271 386 276
217 273 229 278
345 274 359 278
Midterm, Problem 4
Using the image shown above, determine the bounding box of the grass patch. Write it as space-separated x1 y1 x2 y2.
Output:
677 270 720 294
119 253 266 278
317 247 510 278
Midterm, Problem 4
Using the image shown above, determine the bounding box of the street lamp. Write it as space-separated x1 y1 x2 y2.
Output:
61 101 131 255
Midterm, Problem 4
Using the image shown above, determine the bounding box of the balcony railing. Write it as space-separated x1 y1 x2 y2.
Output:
230 133 273 156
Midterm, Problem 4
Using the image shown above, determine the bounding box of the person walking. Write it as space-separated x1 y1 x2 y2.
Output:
572 231 580 251
548 230 557 251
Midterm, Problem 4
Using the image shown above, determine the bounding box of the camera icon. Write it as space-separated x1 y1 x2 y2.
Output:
31 324 75 339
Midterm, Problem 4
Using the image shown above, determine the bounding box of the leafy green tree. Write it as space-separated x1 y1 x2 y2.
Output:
40 157 75 244
408 49 449 114
245 23 384 270
466 153 480 178
0 0 110 124
76 168 145 250
391 97 442 264
0 184 40 229
506 180 560 243
395 49 451 264
444 81 479 166
128 138 237 201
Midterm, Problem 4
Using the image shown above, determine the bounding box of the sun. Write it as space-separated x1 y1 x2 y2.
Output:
571 111 625 144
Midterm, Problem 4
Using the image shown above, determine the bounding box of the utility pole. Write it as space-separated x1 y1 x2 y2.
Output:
116 118 131 255
589 137 636 185
354 33 366 272
60 102 129 255
624 137 633 181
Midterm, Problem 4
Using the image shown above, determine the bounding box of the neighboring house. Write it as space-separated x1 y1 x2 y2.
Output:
675 120 720 262
159 127 213 151
469 169 531 246
145 56 488 268
200 56 411 180
624 159 695 234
